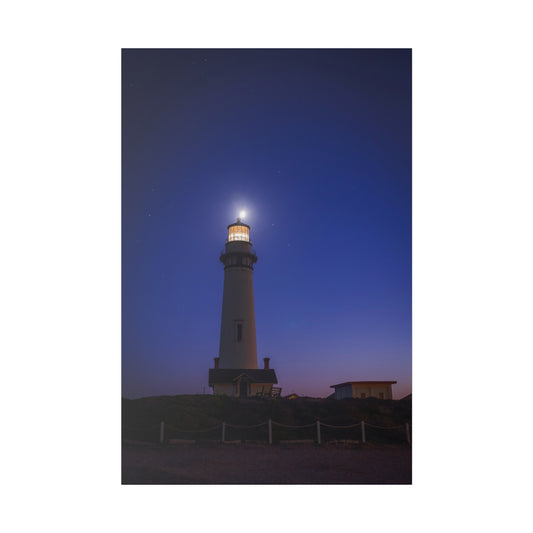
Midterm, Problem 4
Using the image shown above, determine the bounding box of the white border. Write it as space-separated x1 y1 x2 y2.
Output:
2 1 532 531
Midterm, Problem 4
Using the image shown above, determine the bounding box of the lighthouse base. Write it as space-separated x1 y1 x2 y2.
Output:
208 368 278 398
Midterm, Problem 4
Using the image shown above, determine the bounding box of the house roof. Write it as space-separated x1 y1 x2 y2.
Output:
330 381 397 388
209 368 278 386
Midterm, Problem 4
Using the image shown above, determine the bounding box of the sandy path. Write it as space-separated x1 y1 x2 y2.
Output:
122 442 411 484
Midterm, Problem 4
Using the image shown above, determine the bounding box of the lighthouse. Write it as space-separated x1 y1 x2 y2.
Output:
209 216 278 397
218 218 258 369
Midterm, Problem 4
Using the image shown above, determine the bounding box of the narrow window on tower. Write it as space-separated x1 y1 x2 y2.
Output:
236 322 243 342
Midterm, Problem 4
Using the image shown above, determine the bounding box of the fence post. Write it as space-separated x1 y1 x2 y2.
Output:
268 418 272 445
316 420 321 445
221 421 226 443
361 421 366 443
159 421 165 444
406 422 411 444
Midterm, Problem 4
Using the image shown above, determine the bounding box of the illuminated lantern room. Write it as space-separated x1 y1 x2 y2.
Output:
227 218 250 243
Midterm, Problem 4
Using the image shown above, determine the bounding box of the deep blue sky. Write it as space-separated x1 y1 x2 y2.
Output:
122 49 411 399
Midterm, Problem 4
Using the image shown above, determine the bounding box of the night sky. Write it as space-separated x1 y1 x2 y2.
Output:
122 49 411 399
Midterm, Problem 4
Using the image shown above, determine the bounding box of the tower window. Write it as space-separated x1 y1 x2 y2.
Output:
236 323 243 342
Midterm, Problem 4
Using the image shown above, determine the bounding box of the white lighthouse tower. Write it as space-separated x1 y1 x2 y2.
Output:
209 216 278 397
218 217 258 369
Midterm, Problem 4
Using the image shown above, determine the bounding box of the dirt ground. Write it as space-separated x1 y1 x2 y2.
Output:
122 441 411 484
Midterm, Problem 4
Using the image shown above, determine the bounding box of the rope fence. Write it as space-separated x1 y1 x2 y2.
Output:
320 422 362 428
123 419 411 446
166 423 222 433
271 421 316 428
365 423 404 429
225 422 268 429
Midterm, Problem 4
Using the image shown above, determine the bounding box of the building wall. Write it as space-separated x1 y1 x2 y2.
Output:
351 384 393 399
334 384 353 399
213 383 235 396
212 382 274 397
250 383 273 396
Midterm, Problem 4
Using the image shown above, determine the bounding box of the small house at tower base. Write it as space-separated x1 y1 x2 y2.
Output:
209 357 278 397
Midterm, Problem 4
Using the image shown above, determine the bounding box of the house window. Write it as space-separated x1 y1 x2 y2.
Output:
360 393 366 399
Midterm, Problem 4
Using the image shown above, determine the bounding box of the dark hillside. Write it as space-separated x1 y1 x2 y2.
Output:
122 395 411 444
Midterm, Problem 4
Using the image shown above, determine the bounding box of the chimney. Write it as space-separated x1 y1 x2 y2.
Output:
214 357 220 369
263 357 270 369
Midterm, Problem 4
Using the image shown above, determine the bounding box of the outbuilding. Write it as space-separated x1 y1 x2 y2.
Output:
330 381 397 400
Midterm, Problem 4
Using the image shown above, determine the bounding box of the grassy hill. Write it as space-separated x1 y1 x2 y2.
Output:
122 395 412 444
